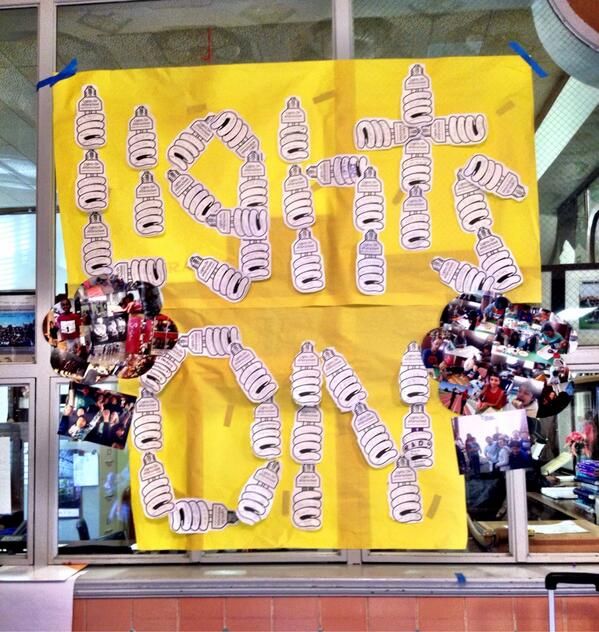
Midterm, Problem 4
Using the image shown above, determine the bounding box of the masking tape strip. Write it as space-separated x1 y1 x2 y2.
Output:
37 58 78 91
281 490 290 516
497 100 515 115
426 494 442 519
508 41 548 78
223 404 234 427
313 90 335 103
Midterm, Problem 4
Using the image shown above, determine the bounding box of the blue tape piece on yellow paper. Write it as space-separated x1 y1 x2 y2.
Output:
36 58 78 91
508 42 548 78
455 572 467 585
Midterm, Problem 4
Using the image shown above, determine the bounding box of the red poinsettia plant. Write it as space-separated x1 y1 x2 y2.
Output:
565 431 589 457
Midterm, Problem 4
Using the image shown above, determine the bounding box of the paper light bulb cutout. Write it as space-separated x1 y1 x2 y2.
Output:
398 342 430 405
139 452 175 518
354 118 416 150
400 185 431 251
453 175 493 233
236 460 281 525
206 207 269 239
351 402 398 468
139 343 187 394
356 230 386 295
239 238 272 281
461 154 527 200
127 105 158 169
188 255 251 303
238 151 268 209
283 166 315 229
167 169 221 224
279 96 310 163
179 326 240 358
75 85 106 149
475 227 522 292
169 498 238 534
229 342 278 403
322 347 367 412
166 116 214 171
429 114 488 145
291 228 325 294
131 389 163 452
430 257 496 294
82 212 112 276
134 171 164 236
402 404 434 470
211 110 260 159
306 155 369 187
113 257 167 288
291 464 322 531
251 398 282 459
76 149 108 213
388 454 423 524
291 341 322 406
291 405 323 464
354 166 385 232
400 138 432 193
401 64 433 128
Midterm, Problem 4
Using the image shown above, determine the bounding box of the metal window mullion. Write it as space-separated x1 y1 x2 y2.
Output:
507 468 529 562
332 0 353 60
33 0 56 566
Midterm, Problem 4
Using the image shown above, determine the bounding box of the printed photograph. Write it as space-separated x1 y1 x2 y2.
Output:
579 281 599 330
0 294 35 362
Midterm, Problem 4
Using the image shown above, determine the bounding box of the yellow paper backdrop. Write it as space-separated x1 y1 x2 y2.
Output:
53 58 540 550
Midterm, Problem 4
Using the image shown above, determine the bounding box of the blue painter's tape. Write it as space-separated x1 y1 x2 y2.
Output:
36 58 78 91
508 42 548 78
455 572 467 585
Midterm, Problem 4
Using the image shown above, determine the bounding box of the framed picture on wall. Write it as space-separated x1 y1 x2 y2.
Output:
565 271 599 346
579 281 599 329
0 293 35 363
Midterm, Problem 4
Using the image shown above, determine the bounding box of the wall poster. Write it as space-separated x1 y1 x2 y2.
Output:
53 58 540 550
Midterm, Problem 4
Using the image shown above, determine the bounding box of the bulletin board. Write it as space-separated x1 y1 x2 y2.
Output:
53 57 540 550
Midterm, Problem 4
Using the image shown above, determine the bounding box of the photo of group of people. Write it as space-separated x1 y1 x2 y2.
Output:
453 409 532 475
57 382 137 449
43 274 177 383
579 281 599 330
425 293 575 420
0 294 35 362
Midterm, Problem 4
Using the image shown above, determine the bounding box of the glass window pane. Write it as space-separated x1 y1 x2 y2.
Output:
57 0 332 69
0 212 36 292
0 383 31 557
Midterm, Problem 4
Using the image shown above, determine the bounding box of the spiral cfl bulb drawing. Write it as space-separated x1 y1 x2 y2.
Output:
430 257 496 294
283 165 315 229
400 185 431 251
401 64 434 128
139 342 187 394
291 228 326 294
236 460 281 526
75 85 106 149
474 227 522 292
428 114 488 145
291 405 323 464
167 169 221 224
76 149 108 213
81 212 112 276
188 255 251 303
166 116 214 171
211 110 260 159
139 452 175 519
388 454 423 524
351 402 398 468
134 171 164 236
354 118 416 150
206 207 269 239
291 341 322 406
400 137 432 193
398 342 429 405
354 166 385 232
239 239 272 281
292 464 323 531
127 105 158 169
453 175 493 233
179 326 240 358
229 342 278 403
238 151 268 210
461 154 527 200
131 389 163 452
279 96 310 163
113 257 167 288
322 348 367 413
306 155 369 187
169 498 238 534
402 404 434 470
250 398 282 460
356 230 386 296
